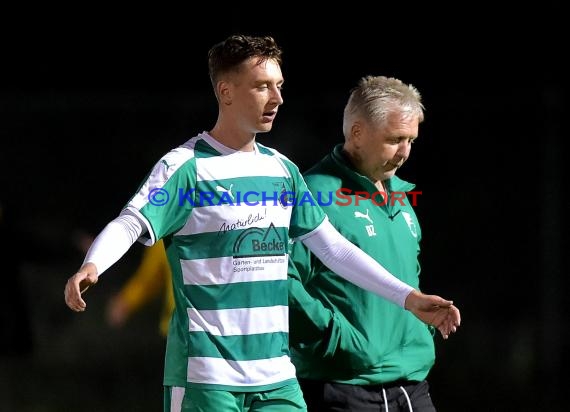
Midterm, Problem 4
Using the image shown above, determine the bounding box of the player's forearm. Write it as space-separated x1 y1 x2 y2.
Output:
301 219 413 308
83 212 144 275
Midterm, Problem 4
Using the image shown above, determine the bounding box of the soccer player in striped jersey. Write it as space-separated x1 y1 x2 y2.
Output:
64 34 460 412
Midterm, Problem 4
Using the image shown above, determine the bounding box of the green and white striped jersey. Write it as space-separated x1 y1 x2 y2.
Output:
125 132 326 392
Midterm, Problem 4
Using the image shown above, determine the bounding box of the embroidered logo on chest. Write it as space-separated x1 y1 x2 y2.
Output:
402 212 418 238
354 209 376 237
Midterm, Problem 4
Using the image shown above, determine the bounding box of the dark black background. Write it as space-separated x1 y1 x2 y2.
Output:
1 7 567 411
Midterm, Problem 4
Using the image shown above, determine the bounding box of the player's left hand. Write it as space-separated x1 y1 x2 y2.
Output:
404 290 461 339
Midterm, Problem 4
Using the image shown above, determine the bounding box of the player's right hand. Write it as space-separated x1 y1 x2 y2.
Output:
404 289 461 339
64 262 99 312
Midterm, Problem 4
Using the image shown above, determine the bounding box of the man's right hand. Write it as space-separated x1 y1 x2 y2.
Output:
64 262 99 312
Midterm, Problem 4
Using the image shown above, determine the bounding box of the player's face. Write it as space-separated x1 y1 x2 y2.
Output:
228 57 284 135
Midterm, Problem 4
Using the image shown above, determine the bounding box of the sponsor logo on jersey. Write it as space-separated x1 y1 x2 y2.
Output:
232 222 286 256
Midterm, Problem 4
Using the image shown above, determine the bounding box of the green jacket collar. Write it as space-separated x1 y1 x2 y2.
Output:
329 144 415 193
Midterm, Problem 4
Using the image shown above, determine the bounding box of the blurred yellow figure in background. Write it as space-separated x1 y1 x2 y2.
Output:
106 239 174 337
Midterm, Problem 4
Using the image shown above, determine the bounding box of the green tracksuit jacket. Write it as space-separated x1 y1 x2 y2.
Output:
288 144 435 385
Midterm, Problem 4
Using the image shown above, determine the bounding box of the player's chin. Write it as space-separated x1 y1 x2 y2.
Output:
257 123 274 133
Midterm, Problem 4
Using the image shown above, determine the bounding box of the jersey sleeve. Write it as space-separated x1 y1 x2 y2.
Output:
287 162 326 239
125 150 197 244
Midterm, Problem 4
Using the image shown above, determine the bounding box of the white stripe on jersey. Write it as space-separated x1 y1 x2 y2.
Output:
187 355 295 387
175 204 292 236
187 306 288 335
195 152 292 181
169 387 185 412
181 255 287 285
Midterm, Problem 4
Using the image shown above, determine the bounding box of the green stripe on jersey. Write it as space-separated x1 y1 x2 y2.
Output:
193 176 294 207
188 332 289 360
185 280 287 310
194 139 222 158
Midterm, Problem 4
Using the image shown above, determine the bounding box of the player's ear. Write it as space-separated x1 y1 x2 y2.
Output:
218 80 233 106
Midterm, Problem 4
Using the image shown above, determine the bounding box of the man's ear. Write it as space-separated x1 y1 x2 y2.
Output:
350 122 363 148
218 80 232 105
